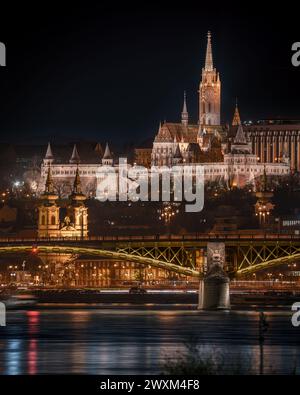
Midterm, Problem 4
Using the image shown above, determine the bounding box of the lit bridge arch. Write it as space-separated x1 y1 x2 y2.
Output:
234 242 300 276
1 234 300 278
0 245 201 278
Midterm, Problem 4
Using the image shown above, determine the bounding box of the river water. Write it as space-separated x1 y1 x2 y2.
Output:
0 307 299 375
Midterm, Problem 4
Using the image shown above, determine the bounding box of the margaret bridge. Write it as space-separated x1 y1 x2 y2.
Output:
0 233 300 278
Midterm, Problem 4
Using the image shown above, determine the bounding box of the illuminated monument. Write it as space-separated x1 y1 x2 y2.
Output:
32 32 295 196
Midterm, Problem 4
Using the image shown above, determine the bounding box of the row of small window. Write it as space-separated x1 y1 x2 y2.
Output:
45 170 96 176
205 168 287 174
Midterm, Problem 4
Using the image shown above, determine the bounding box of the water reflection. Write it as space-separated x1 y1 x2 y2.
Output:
0 309 299 374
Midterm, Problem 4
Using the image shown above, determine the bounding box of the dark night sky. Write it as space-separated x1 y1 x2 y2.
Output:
0 2 299 145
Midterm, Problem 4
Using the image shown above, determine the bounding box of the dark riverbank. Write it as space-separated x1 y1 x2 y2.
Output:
2 288 300 307
30 289 300 307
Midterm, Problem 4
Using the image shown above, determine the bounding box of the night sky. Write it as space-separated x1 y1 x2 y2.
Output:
0 2 299 145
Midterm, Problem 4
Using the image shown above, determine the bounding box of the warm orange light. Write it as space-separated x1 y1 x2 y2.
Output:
32 246 38 254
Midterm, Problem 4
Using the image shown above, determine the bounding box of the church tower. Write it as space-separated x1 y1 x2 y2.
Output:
199 32 221 126
38 166 60 238
68 168 88 238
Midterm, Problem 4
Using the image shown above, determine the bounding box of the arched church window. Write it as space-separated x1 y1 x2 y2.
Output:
51 215 56 225
41 216 45 226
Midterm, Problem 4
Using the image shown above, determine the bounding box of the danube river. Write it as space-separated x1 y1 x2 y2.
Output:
0 306 299 375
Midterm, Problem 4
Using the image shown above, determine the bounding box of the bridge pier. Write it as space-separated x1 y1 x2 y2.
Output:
198 273 230 310
198 242 231 310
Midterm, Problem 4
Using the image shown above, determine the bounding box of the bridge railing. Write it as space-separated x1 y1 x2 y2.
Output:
0 233 300 244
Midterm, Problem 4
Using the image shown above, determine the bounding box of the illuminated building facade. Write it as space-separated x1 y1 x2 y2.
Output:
34 32 297 195
38 166 88 238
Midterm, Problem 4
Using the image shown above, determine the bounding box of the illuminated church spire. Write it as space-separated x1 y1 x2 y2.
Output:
199 31 221 126
73 167 82 195
205 31 213 71
181 91 189 126
44 165 54 194
232 99 241 126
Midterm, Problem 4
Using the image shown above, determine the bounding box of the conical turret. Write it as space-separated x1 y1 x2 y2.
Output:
69 144 80 164
94 142 103 157
102 143 113 165
44 142 54 165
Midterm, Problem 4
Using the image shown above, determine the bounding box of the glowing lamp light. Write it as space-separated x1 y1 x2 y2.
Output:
32 246 38 254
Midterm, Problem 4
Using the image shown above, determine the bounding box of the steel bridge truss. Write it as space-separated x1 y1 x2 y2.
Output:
0 245 200 278
235 242 300 276
116 245 197 270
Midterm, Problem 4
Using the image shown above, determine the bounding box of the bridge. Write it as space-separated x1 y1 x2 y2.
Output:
0 233 300 277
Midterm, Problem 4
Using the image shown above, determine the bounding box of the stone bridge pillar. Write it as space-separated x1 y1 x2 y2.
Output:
198 242 230 310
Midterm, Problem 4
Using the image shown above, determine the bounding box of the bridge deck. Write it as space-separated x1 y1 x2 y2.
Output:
0 234 299 248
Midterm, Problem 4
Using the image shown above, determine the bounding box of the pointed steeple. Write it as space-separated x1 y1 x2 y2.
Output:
102 143 113 165
94 142 103 156
103 143 112 160
73 167 82 195
44 142 54 165
232 99 241 126
43 165 56 196
181 91 189 126
69 144 80 164
45 142 53 159
69 166 86 204
45 166 53 193
234 124 247 144
205 31 213 71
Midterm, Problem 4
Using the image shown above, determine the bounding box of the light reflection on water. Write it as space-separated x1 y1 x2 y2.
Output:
0 308 299 375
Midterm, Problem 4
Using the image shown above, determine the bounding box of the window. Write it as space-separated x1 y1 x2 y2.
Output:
51 215 56 225
41 216 45 226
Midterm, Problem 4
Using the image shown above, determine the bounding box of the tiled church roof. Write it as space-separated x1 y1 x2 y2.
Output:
154 123 199 143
